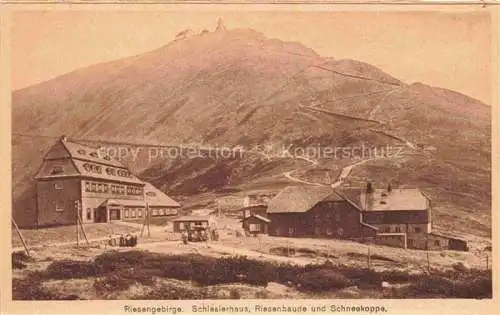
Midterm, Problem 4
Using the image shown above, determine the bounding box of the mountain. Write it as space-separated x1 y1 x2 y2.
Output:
12 28 491 240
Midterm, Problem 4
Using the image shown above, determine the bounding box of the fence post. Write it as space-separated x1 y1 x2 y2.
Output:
12 219 30 256
367 247 371 269
75 201 80 248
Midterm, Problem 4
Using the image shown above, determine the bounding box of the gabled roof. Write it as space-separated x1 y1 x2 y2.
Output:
60 139 125 168
102 199 146 207
37 137 143 184
144 182 181 208
362 188 429 211
252 214 271 223
267 185 333 214
72 159 144 184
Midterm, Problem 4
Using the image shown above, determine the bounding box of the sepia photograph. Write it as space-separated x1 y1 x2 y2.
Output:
2 3 496 310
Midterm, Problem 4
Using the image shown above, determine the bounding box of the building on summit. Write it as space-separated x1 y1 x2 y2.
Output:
33 136 180 227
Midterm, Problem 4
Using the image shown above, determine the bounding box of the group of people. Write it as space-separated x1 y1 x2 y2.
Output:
181 228 219 244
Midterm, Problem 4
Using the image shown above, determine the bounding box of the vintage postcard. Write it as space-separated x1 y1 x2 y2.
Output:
0 1 497 314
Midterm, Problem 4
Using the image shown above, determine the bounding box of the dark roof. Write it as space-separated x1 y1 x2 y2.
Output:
267 185 333 214
61 139 125 168
361 188 429 211
102 199 145 207
143 182 181 208
72 159 144 184
243 214 271 223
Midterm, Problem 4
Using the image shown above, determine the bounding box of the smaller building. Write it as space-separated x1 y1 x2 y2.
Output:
242 214 270 235
172 216 212 233
241 205 268 220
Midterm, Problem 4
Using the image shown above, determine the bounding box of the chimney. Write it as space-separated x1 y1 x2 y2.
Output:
60 135 68 142
366 182 374 194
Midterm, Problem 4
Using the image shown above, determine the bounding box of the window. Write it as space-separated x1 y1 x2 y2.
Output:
55 201 65 212
249 224 260 232
395 226 401 233
98 184 103 192
138 209 143 218
131 209 136 218
314 227 321 236
124 209 129 218
408 239 415 246
54 182 63 190
85 182 90 192
91 183 96 192
103 184 109 193
434 240 440 246
335 212 341 222
326 228 333 236
288 227 295 236
384 226 391 233
51 166 64 175
86 208 92 220
414 227 422 233
152 209 158 216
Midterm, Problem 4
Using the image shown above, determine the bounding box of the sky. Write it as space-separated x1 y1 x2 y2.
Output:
11 9 492 104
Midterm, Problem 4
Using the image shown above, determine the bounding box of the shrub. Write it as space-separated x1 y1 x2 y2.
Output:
295 269 350 292
407 276 455 298
12 278 80 300
44 260 98 279
132 285 210 300
229 289 241 299
94 269 155 293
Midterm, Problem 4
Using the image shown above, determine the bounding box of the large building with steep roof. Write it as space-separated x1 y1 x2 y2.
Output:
33 136 180 227
266 185 378 239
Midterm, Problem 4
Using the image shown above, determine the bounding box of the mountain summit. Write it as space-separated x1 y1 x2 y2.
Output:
215 17 226 32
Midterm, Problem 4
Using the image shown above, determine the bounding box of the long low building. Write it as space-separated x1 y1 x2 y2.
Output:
32 136 180 227
245 183 468 251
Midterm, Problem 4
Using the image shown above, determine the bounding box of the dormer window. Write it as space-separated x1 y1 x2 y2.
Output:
51 166 64 175
146 191 156 197
54 182 63 190
77 149 86 155
381 193 388 197
380 201 387 204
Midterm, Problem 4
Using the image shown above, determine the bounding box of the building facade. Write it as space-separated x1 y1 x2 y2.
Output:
260 184 467 251
241 214 270 235
266 186 378 240
34 136 180 227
